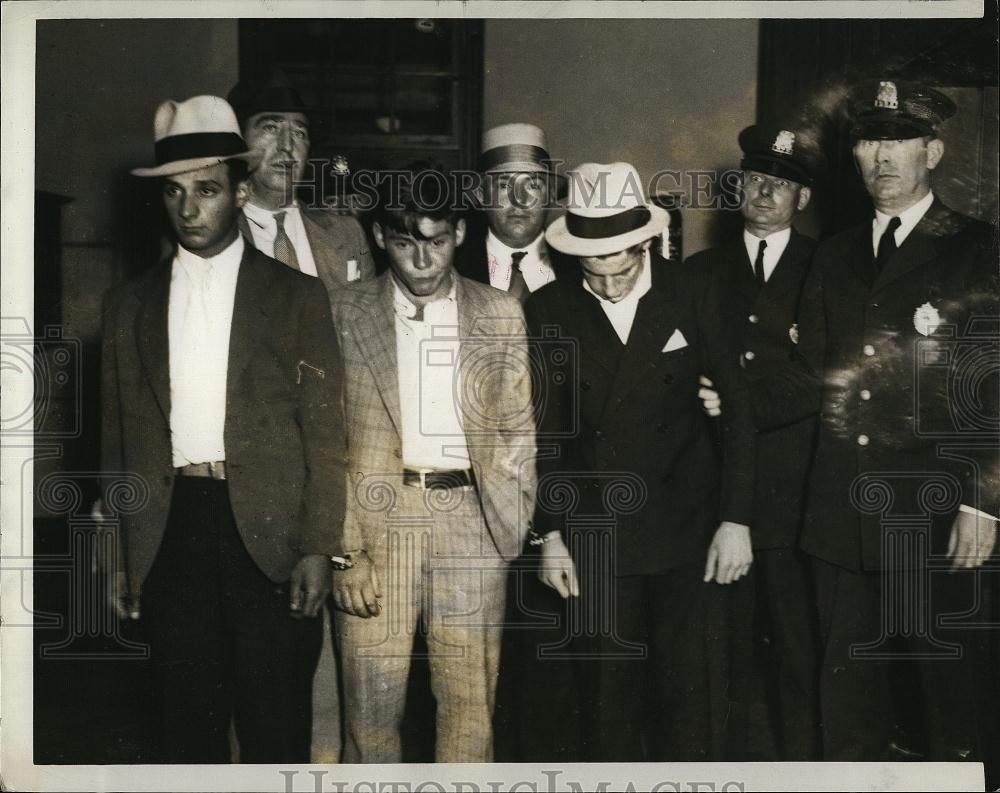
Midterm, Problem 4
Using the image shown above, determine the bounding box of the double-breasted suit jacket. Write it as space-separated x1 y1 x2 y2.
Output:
239 207 375 293
328 271 537 560
757 201 999 572
686 231 817 550
524 255 757 575
101 245 349 593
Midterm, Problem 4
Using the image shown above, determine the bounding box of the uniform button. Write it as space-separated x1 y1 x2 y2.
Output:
863 344 875 357
748 314 759 324
581 381 591 391
860 389 872 401
871 302 880 309
744 350 756 361
595 429 604 439
658 423 669 433
857 434 870 446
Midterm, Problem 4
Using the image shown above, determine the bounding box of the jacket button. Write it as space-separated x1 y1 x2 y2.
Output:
581 381 591 391
594 429 604 439
658 423 669 433
863 344 875 357
663 374 674 385
661 474 673 484
871 302 880 309
748 314 759 324
857 434 870 446
162 475 172 486
744 350 756 361
860 389 872 401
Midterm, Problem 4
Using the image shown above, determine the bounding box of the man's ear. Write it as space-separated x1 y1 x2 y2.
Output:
926 138 945 170
797 185 812 212
235 179 250 209
372 221 387 250
454 217 467 248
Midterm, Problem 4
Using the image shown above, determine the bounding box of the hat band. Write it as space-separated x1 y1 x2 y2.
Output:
480 143 551 172
154 132 248 167
741 155 813 186
565 206 651 239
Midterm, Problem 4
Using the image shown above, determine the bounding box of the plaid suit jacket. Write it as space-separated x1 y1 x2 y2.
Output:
329 271 537 560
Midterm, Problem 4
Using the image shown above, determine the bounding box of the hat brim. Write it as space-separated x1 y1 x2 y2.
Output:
741 155 814 187
546 205 670 257
131 150 262 178
849 112 935 141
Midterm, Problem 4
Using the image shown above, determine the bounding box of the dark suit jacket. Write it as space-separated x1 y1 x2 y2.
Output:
454 228 578 294
686 230 817 550
101 244 350 592
524 254 756 576
755 201 999 572
238 207 375 300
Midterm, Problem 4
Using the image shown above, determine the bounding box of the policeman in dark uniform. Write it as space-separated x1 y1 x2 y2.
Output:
755 79 999 763
687 123 823 760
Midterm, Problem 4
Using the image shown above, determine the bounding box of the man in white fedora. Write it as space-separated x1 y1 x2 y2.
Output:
102 95 349 762
523 161 756 760
455 122 575 302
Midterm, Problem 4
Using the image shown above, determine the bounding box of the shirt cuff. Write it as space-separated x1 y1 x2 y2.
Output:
958 504 1000 522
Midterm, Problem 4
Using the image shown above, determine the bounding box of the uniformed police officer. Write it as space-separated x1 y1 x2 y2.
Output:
687 122 823 760
756 79 999 762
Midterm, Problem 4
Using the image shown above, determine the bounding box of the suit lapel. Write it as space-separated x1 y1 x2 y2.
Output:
227 247 275 400
301 209 352 281
602 267 683 417
872 201 953 294
353 274 403 436
134 260 173 423
563 279 625 376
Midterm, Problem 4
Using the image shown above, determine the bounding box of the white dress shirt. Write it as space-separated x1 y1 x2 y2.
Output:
168 234 243 468
871 189 934 257
242 201 318 277
582 250 653 345
485 231 557 293
393 276 472 471
743 226 792 283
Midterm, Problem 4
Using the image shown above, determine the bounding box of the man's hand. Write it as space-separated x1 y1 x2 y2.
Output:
538 533 580 598
698 375 721 417
91 498 141 620
332 551 382 618
703 521 753 584
947 511 998 571
289 554 333 618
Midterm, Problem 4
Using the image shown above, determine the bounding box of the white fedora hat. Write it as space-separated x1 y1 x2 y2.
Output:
131 95 262 178
546 162 668 257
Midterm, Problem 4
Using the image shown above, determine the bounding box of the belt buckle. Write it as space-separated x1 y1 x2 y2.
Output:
208 460 223 480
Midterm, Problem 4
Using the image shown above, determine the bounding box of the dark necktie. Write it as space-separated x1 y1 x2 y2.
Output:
876 216 902 272
273 210 300 270
753 239 767 289
508 251 529 302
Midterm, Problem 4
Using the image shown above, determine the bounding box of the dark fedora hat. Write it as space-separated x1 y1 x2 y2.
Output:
227 70 311 126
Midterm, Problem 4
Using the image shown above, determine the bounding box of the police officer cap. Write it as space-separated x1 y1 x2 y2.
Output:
739 124 820 188
848 79 956 140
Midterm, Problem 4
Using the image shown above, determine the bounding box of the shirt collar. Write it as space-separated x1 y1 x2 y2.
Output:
874 190 934 239
391 272 458 320
486 229 547 262
743 225 791 258
582 249 653 306
243 200 300 229
175 233 244 277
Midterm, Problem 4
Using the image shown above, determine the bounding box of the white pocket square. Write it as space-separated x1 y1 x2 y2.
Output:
661 328 688 353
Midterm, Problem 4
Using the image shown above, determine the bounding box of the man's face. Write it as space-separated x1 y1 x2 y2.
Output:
741 170 809 235
162 162 248 258
579 242 647 303
374 216 466 304
243 111 310 201
853 137 942 212
483 172 550 248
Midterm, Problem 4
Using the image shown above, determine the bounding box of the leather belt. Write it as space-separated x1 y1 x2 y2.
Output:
402 468 476 490
176 461 227 480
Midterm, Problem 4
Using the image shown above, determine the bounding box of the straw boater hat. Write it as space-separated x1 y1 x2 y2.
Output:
131 95 262 178
546 162 669 257
479 122 558 175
